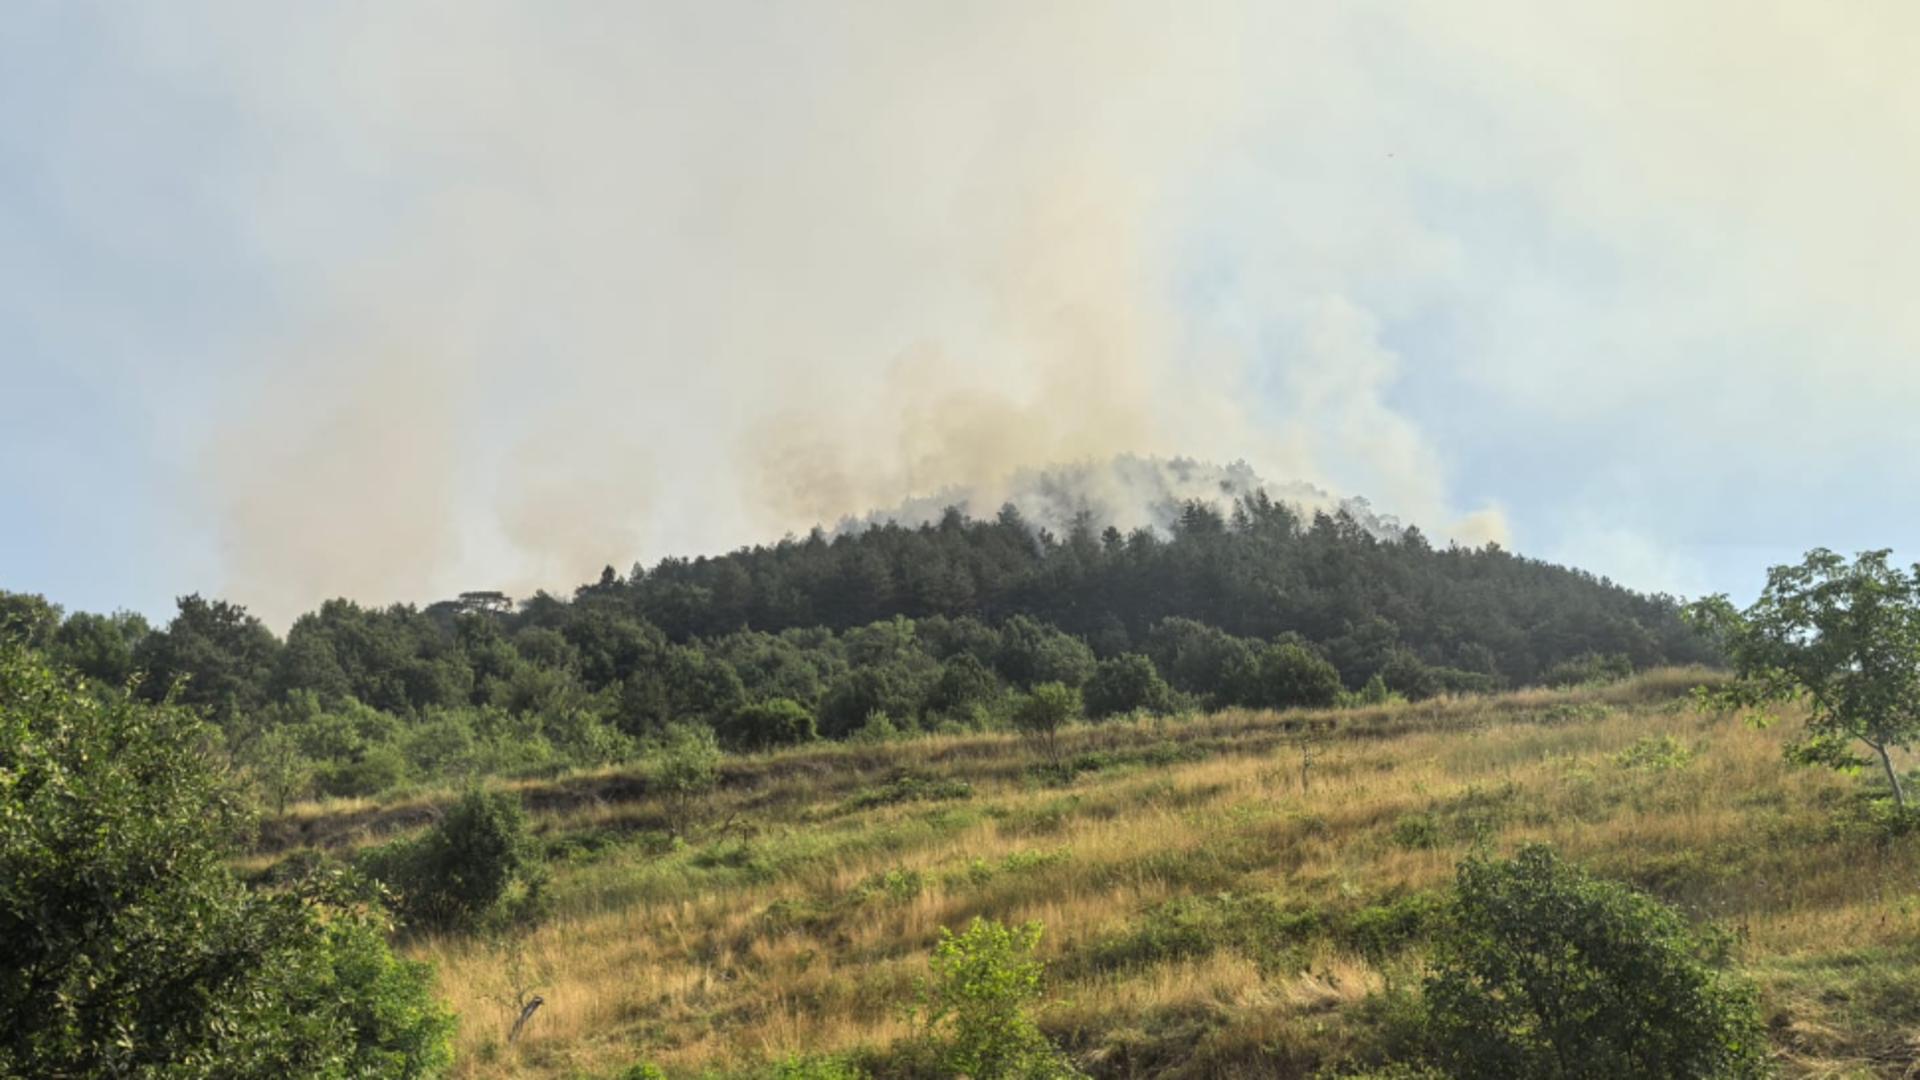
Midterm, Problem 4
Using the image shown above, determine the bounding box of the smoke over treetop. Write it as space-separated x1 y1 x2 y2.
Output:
835 456 1413 544
136 2 1505 626
9 3 1558 626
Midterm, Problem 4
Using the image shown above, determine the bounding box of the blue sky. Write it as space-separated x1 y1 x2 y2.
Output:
6 2 1919 627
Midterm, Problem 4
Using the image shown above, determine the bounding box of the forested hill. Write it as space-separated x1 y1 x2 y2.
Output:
561 495 1705 683
4 491 1711 779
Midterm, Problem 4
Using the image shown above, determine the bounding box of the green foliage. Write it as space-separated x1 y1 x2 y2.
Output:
318 740 413 797
1145 617 1255 699
1341 893 1445 965
1692 547 1920 809
1231 641 1343 710
849 709 902 743
653 722 723 835
359 787 545 934
842 771 972 812
929 651 1003 715
1423 845 1767 1079
0 589 62 650
1542 651 1635 688
721 697 818 751
1013 682 1082 767
1083 653 1174 719
1390 813 1443 850
136 593 281 725
922 918 1081 1080
767 1052 866 1079
820 664 929 738
1346 673 1399 707
48 608 149 687
12 492 1717 801
1615 734 1695 771
1090 892 1320 974
996 615 1096 689
0 646 452 1076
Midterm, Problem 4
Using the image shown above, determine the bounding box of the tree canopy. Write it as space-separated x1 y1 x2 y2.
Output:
1691 547 1920 808
1 494 1711 803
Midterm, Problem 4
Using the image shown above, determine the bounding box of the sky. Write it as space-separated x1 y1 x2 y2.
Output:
4 1 1919 628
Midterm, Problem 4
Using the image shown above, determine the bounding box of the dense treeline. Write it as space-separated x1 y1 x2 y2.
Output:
0 495 1712 801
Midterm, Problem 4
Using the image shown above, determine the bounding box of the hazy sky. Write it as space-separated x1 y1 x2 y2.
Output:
6 2 1918 626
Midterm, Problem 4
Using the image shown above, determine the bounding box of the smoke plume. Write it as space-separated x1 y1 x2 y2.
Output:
122 3 1523 623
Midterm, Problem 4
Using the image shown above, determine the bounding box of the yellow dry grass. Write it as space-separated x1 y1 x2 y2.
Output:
264 669 1920 1078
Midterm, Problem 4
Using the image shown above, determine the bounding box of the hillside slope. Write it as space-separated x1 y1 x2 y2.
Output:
264 672 1920 1078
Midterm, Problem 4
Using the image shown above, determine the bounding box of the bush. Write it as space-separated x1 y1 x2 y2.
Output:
1341 892 1445 965
1083 654 1174 719
769 1054 866 1080
1090 892 1319 974
360 787 544 933
1542 651 1634 688
922 918 1081 1079
0 646 453 1076
1423 845 1767 1079
1013 683 1081 768
1344 673 1401 708
995 615 1096 689
850 709 901 744
928 652 1002 715
1231 642 1343 710
721 697 817 751
315 740 412 798
652 722 722 835
1615 734 1695 771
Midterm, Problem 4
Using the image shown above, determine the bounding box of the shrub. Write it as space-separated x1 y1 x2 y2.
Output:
1231 642 1343 710
360 787 545 934
0 646 453 1076
1342 673 1402 708
928 653 1003 715
842 771 972 811
1083 653 1174 719
1615 733 1695 771
315 740 412 798
721 697 817 751
769 1054 866 1079
1090 892 1319 974
850 709 901 743
819 665 928 738
922 918 1081 1079
1390 813 1443 850
995 615 1096 689
1542 651 1634 688
653 722 722 835
1380 650 1441 701
1013 683 1081 768
1423 845 1767 1079
1341 892 1445 965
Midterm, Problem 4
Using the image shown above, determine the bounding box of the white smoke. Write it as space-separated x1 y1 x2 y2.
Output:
837 455 1414 542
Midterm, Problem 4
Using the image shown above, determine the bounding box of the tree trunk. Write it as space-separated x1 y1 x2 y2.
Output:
1873 741 1907 810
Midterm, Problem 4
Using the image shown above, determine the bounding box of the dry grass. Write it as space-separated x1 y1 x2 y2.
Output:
259 668 1920 1078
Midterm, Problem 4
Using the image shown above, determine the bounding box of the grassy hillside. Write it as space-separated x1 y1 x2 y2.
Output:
261 671 1920 1078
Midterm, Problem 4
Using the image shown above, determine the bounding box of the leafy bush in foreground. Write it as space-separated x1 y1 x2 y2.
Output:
922 918 1082 1079
1424 845 1766 1079
360 786 545 934
0 646 453 1077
